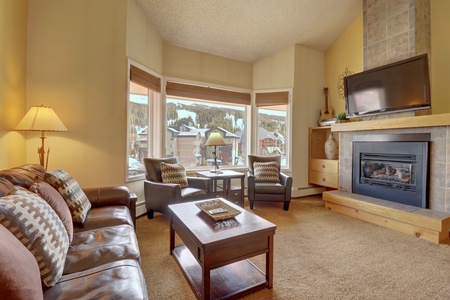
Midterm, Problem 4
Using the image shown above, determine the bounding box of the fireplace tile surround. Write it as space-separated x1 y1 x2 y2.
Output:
332 114 450 213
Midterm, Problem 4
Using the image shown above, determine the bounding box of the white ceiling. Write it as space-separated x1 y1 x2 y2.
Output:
134 0 362 63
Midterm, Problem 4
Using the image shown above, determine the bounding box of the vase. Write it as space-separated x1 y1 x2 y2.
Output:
324 133 339 160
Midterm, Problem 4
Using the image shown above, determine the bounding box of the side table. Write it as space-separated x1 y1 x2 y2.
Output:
196 170 245 207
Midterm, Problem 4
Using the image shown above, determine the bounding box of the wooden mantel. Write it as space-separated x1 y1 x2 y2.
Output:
331 113 450 132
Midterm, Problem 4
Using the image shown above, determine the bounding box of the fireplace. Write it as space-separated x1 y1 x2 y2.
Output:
352 134 430 208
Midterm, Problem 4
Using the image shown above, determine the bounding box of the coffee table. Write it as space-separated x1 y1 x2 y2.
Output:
168 199 276 300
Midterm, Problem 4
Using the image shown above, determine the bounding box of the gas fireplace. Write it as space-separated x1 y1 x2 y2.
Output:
352 134 430 208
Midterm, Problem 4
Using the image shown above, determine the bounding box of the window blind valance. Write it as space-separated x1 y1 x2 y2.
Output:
166 82 251 106
255 91 289 107
130 65 161 93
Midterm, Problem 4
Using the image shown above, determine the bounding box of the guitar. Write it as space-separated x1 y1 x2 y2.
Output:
318 87 334 125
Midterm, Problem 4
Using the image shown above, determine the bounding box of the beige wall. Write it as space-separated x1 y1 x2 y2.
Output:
325 15 363 115
253 44 325 188
26 0 128 187
0 0 28 168
126 0 163 74
163 44 253 90
253 45 295 89
292 45 325 187
431 0 450 114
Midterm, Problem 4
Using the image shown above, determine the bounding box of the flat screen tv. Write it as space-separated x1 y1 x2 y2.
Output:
344 54 431 118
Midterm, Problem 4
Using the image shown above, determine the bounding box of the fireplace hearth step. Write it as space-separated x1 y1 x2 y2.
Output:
322 190 450 244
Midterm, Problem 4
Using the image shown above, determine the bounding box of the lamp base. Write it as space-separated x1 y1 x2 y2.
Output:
209 169 223 174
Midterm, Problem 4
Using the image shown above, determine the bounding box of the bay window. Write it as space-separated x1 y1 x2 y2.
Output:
165 82 251 169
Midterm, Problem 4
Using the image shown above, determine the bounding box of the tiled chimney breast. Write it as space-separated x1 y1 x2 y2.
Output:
363 0 430 70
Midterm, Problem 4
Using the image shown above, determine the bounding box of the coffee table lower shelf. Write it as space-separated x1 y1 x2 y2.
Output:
173 245 267 299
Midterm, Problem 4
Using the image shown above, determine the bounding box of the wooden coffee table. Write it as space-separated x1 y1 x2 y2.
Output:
168 199 276 300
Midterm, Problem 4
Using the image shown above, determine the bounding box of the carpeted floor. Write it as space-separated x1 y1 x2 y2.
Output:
136 196 450 299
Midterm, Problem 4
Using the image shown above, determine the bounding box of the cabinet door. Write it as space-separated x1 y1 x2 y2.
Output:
310 159 339 174
309 171 338 188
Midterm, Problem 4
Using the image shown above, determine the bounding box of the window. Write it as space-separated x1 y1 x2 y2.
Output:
165 82 250 169
127 64 161 180
255 91 290 169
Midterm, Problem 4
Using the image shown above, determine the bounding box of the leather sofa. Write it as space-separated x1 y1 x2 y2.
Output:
0 164 148 300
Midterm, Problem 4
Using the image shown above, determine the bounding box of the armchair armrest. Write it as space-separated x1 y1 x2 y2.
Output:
280 172 293 199
144 180 182 215
187 176 211 191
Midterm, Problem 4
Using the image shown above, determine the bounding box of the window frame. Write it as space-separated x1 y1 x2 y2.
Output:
252 89 292 172
126 60 163 182
163 77 252 172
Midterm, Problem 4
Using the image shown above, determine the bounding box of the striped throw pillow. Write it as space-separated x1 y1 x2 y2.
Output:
253 161 280 183
1 186 69 287
160 162 189 188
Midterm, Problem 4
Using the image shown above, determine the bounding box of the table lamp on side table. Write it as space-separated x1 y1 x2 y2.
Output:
205 132 226 173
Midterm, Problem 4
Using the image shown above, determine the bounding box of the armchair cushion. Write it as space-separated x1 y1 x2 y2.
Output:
160 162 189 188
253 161 280 183
181 187 207 198
143 157 178 182
44 170 92 224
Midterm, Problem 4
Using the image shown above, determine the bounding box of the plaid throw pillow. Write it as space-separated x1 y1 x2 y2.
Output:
44 170 91 224
160 162 189 188
1 186 69 287
253 161 280 183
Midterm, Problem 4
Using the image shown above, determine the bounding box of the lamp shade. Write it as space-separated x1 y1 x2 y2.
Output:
15 105 68 132
205 132 226 146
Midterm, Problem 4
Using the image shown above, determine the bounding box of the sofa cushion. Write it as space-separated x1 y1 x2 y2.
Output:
0 177 14 197
44 260 148 300
73 206 134 233
160 162 189 188
63 224 140 275
0 187 69 287
0 224 43 300
44 170 92 224
30 180 74 245
143 157 178 182
181 187 207 199
253 161 280 183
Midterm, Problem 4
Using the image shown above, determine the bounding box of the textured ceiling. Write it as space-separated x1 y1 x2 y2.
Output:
134 0 362 63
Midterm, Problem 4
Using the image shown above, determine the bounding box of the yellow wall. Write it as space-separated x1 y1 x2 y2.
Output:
430 0 450 114
0 0 28 167
163 44 253 90
325 15 363 115
26 0 128 187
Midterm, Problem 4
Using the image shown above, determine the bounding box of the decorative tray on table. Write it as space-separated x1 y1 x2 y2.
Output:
195 199 241 221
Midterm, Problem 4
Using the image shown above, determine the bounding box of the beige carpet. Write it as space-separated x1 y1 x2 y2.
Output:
136 196 450 299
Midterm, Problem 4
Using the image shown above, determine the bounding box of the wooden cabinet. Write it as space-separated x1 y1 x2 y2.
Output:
309 127 339 189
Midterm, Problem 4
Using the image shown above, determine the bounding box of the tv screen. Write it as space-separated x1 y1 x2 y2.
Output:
344 54 431 117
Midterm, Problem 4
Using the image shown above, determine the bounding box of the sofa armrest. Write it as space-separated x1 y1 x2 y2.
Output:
83 186 136 228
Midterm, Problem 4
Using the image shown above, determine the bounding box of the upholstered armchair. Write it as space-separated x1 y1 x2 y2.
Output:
143 157 211 219
247 155 293 210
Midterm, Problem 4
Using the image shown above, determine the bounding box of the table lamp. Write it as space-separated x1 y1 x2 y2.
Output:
15 105 68 169
205 132 226 173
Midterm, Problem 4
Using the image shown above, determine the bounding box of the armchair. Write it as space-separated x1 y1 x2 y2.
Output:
143 157 211 219
247 155 293 210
